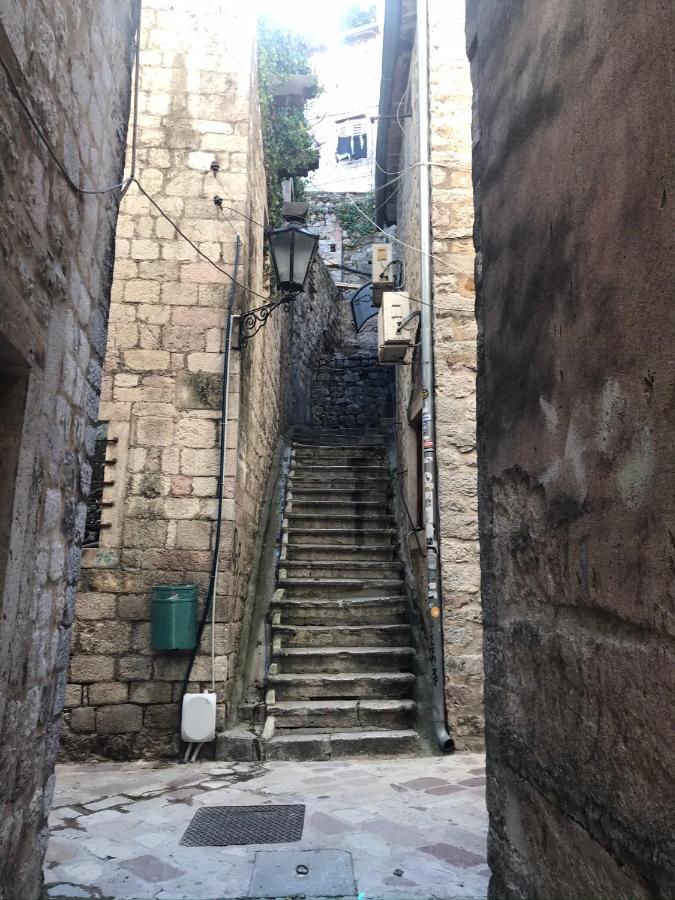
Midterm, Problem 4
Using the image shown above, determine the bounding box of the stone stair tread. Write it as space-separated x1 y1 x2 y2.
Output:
274 624 409 633
285 543 396 551
274 646 414 658
287 528 397 535
264 730 422 759
268 672 415 684
269 699 414 712
273 595 405 606
283 560 401 569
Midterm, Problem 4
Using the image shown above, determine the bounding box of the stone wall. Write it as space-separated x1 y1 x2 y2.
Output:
307 191 376 281
287 259 340 427
0 2 137 897
467 0 674 896
309 297 394 431
62 0 276 759
380 0 481 748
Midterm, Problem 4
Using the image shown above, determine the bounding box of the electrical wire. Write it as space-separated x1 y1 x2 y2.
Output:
0 50 133 196
342 190 450 269
131 179 270 304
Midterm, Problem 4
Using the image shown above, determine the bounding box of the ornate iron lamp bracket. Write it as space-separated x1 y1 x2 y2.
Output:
234 294 295 351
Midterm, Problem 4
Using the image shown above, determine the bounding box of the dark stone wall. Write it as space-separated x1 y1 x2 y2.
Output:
466 1 674 897
0 2 137 897
309 298 394 430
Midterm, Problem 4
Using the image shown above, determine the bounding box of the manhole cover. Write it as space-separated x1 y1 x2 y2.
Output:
248 849 356 898
180 805 305 847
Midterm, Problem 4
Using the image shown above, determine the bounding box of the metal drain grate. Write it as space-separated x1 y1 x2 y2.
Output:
180 805 305 847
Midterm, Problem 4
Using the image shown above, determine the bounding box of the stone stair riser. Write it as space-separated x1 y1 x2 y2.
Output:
273 624 411 648
276 649 414 674
278 579 406 598
285 545 397 561
286 529 397 546
272 603 407 626
269 674 415 701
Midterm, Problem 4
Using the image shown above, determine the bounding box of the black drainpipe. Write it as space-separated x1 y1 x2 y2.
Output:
177 235 242 760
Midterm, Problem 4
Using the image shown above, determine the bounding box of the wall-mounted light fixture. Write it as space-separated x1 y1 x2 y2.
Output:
236 222 319 349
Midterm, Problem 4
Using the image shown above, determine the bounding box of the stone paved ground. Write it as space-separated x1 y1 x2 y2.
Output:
45 753 488 899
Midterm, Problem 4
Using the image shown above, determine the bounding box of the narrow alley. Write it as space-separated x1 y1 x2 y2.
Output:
0 0 672 898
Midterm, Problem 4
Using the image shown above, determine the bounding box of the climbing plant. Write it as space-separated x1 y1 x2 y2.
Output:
257 20 319 225
335 192 377 239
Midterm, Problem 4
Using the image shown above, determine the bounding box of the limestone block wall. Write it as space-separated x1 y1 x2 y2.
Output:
0 2 137 896
61 0 281 759
467 0 674 896
310 297 394 430
287 260 340 427
389 0 481 748
307 191 377 281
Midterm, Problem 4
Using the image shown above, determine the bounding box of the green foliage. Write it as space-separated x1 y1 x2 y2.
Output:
257 21 319 225
340 4 377 30
335 192 377 239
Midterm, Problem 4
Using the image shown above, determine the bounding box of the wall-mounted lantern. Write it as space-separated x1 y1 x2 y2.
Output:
237 222 319 349
268 222 319 295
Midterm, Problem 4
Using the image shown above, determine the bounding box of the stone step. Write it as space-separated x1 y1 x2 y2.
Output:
293 454 387 468
272 596 407 625
269 699 415 731
281 560 403 579
273 645 415 674
287 528 397 546
285 544 397 561
292 464 390 476
278 577 405 597
288 513 394 530
264 729 421 760
289 500 391 518
288 477 391 500
293 444 386 457
268 671 415 701
290 489 390 505
273 623 411 647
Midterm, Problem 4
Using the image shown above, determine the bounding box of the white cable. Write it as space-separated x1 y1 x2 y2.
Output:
191 742 203 763
183 742 193 763
342 191 450 269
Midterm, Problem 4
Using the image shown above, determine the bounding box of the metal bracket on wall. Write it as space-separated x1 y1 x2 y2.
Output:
234 296 295 351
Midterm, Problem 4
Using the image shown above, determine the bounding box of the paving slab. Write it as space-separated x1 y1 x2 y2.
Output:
46 753 488 899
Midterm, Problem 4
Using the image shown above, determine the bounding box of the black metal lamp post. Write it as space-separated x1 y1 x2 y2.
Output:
236 222 319 349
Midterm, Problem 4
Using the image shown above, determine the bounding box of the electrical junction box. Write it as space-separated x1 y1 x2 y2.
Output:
371 243 394 305
378 291 413 364
181 690 216 742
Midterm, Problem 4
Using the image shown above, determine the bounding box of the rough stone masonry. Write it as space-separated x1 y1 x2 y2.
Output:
0 2 137 898
467 0 674 897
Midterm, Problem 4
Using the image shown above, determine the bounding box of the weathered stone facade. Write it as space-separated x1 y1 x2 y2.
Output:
467 0 674 896
306 191 377 282
376 0 481 749
0 2 137 896
63 0 342 758
310 298 393 430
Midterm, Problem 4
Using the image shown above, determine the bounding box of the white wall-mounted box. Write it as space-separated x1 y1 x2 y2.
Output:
378 292 413 364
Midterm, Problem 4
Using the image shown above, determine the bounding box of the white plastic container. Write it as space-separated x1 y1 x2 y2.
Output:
181 690 216 742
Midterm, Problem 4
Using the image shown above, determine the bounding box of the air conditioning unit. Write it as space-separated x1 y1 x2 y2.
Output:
378 292 413 364
371 243 394 306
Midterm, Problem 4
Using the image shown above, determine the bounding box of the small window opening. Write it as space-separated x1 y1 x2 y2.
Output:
0 334 29 595
83 422 109 548
335 114 368 162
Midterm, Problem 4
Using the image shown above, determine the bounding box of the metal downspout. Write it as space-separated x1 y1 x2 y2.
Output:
416 0 454 752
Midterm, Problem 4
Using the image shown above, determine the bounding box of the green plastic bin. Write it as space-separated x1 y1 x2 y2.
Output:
151 584 197 650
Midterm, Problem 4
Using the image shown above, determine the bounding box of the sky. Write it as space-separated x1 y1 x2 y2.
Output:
254 0 379 44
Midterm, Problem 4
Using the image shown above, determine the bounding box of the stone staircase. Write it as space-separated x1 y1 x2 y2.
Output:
262 433 422 759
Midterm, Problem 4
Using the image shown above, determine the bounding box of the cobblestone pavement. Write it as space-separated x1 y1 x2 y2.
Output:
46 753 488 900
